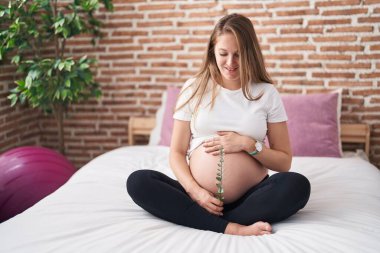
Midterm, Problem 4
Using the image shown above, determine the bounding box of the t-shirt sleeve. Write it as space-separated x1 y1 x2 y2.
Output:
173 79 194 121
267 86 288 123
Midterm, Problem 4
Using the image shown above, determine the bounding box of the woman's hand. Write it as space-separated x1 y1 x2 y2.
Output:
203 131 248 155
188 187 224 216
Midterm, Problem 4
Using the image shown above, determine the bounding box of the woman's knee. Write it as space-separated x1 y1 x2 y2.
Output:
288 172 311 207
276 172 311 207
126 170 153 199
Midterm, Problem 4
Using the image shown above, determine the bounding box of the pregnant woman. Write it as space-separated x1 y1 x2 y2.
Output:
127 13 310 236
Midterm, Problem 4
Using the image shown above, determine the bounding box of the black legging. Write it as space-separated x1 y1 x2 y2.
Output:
126 170 310 233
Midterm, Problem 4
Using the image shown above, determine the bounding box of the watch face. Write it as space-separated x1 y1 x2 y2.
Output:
255 141 263 152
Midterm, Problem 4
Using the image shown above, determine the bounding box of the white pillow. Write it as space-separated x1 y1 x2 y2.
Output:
148 91 167 145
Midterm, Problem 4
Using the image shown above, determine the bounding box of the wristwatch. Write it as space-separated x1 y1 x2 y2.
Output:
248 140 263 156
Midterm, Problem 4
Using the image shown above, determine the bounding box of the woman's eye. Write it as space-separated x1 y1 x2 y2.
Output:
219 54 227 57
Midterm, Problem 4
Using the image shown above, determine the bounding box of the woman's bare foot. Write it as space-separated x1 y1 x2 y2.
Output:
224 221 272 236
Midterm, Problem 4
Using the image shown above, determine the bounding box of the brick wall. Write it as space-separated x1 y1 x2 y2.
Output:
1 0 379 169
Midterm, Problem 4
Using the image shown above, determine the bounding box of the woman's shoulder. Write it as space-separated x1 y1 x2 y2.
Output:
183 77 197 89
250 82 279 97
251 82 276 89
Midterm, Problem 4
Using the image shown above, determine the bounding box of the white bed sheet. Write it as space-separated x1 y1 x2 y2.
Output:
1 146 380 253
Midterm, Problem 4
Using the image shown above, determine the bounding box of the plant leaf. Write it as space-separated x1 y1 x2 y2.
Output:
11 55 20 64
58 62 65 71
8 93 18 106
25 75 32 88
65 79 71 87
54 90 60 99
15 79 25 88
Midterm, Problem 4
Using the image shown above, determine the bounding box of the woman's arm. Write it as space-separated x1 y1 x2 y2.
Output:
203 121 292 172
243 121 292 172
169 120 198 193
170 119 224 215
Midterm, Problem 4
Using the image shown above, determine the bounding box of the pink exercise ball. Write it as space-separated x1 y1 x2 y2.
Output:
0 146 76 223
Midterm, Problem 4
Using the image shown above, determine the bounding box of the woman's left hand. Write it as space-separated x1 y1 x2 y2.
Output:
203 131 247 156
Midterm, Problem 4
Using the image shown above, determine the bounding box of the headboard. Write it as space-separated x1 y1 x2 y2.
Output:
128 117 371 157
341 124 370 156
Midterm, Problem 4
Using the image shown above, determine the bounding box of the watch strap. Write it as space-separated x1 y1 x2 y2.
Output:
248 149 259 156
248 140 262 156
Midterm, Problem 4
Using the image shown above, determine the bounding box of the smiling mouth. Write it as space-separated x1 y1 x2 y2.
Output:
225 67 238 72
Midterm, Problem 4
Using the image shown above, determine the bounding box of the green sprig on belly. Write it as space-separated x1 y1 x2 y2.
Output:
215 147 225 202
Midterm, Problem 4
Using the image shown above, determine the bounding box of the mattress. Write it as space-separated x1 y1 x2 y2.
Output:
1 146 380 253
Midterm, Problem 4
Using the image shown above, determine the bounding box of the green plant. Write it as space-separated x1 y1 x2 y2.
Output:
215 146 225 202
0 0 113 154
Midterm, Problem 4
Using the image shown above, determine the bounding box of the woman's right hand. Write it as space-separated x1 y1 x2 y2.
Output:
188 186 224 216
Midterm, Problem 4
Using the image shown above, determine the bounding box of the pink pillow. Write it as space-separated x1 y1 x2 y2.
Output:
281 92 342 157
158 87 180 146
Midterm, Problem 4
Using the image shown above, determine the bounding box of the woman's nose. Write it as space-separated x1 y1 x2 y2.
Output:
227 55 235 66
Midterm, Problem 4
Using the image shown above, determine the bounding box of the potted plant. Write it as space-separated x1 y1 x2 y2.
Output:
0 0 113 154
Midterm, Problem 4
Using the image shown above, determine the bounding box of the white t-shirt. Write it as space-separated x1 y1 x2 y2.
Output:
173 78 288 157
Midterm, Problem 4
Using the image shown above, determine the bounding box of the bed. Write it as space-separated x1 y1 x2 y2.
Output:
1 118 379 253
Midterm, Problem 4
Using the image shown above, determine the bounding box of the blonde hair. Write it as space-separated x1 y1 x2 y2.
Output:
176 13 272 117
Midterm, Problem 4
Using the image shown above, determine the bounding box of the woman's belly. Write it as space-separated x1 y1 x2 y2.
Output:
189 145 268 204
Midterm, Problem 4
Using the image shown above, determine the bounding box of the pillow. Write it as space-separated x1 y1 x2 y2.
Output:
281 91 342 157
148 91 167 145
158 87 181 146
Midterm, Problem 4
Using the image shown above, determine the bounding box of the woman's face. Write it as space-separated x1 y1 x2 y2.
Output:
214 33 240 87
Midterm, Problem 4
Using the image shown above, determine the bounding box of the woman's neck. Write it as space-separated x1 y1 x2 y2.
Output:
221 79 241 90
